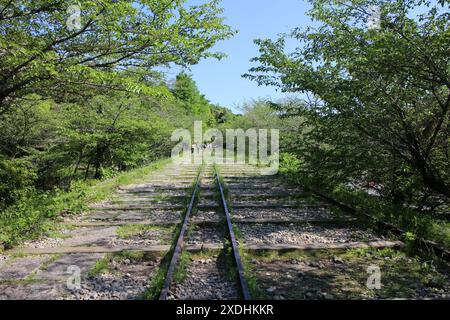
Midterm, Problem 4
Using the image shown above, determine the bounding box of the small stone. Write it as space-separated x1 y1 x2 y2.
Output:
333 256 344 264
124 259 131 264
266 286 277 294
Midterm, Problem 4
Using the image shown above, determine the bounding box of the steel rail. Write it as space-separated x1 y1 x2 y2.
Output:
158 169 202 300
214 167 251 300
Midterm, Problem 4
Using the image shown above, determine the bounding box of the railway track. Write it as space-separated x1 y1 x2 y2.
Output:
1 159 448 300
157 162 448 300
155 162 409 300
159 165 250 300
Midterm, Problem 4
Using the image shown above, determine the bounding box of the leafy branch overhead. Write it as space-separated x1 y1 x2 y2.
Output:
0 0 236 111
245 0 449 201
0 0 236 246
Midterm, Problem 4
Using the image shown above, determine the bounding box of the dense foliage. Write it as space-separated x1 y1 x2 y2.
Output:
245 0 449 216
0 0 235 112
0 0 235 246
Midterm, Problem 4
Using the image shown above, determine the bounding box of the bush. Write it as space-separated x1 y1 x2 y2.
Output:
0 183 87 247
279 153 301 175
0 157 36 210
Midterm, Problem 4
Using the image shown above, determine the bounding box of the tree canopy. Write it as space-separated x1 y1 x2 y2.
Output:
0 0 235 245
0 0 235 113
245 0 449 208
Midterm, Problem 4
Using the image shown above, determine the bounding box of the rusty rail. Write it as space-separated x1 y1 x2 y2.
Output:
158 169 202 300
214 167 251 300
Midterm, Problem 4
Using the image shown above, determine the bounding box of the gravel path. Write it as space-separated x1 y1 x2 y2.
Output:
187 225 225 245
66 255 161 300
193 210 223 223
21 237 65 249
167 257 239 300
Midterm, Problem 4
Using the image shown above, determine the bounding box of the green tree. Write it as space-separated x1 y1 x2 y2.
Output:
0 0 235 114
210 104 236 124
172 72 214 123
245 0 449 207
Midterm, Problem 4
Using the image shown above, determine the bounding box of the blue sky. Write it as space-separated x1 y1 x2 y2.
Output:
165 0 314 112
162 0 443 113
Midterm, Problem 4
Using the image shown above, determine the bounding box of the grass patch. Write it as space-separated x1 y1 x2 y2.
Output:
45 230 72 240
113 251 147 261
9 251 28 258
174 250 192 283
88 255 111 277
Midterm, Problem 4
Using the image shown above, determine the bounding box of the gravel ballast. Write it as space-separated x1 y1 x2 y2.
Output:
237 223 382 246
168 257 239 300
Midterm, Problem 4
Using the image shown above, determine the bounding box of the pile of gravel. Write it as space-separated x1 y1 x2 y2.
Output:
186 226 225 245
193 210 223 222
168 258 239 300
65 257 160 300
238 223 381 245
21 237 64 249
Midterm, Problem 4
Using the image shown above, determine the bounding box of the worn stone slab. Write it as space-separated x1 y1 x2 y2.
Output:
0 282 64 300
244 240 405 251
8 241 404 255
9 245 172 254
0 255 52 281
71 219 181 227
60 226 118 247
89 204 185 210
230 203 332 209
34 253 105 281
